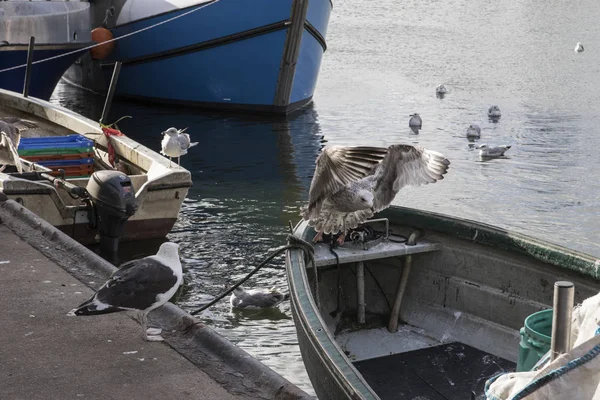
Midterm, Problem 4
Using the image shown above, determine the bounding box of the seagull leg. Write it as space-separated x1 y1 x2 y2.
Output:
168 157 172 167
337 216 348 245
0 165 5 173
139 311 165 342
178 156 181 166
312 231 323 243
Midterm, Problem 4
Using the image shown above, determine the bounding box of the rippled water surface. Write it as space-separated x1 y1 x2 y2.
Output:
51 0 600 394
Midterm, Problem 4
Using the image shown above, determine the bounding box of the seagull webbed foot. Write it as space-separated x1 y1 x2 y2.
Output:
146 327 162 336
144 334 165 342
336 233 346 246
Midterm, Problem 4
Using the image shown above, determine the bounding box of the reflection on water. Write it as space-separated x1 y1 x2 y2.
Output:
52 82 323 394
51 0 600 394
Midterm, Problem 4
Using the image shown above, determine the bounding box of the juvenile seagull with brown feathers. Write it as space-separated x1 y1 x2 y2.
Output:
300 145 450 244
0 117 37 173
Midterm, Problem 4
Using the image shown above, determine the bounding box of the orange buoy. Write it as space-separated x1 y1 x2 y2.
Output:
90 27 115 60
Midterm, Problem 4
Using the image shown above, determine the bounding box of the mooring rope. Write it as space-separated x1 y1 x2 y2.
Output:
0 0 220 75
189 234 315 315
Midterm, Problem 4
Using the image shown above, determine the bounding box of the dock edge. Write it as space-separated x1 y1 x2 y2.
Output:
0 197 314 400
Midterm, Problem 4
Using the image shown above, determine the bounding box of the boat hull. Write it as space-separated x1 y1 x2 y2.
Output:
65 0 332 114
286 207 600 400
0 1 91 100
0 45 87 100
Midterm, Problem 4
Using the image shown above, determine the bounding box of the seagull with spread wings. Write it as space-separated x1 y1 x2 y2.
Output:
0 117 37 173
300 145 450 244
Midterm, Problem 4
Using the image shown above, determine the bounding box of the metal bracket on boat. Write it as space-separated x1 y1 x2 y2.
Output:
347 218 390 250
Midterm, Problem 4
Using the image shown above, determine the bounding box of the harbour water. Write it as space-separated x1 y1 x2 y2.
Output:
51 0 600 394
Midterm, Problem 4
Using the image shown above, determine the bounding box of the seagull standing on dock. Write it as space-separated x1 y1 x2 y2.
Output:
68 242 183 342
160 127 198 167
0 117 37 173
301 145 450 245
229 286 289 310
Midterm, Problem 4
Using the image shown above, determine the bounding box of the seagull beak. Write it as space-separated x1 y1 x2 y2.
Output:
179 127 188 134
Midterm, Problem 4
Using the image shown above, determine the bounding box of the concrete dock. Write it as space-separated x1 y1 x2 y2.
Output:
0 197 312 400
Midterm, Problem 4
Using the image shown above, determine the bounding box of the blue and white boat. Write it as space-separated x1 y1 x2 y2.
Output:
0 1 91 100
65 0 332 115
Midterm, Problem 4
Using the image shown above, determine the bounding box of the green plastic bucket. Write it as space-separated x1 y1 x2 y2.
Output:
517 309 553 372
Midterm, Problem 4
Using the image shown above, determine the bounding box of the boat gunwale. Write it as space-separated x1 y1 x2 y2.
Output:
286 242 380 400
286 206 600 399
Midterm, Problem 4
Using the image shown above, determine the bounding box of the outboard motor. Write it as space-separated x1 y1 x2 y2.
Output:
86 170 138 264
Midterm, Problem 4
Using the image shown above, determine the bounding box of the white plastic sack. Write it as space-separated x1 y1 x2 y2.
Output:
485 291 600 400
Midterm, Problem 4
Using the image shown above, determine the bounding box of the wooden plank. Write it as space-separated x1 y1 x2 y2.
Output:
313 238 441 267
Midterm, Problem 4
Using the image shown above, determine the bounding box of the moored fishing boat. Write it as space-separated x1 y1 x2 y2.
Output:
64 0 332 115
0 88 192 250
0 1 92 100
285 206 600 399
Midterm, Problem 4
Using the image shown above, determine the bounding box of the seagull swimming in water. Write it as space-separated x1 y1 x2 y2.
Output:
0 117 37 173
301 144 450 244
68 242 183 342
488 105 501 119
478 144 511 158
436 84 448 95
575 42 584 53
466 124 481 139
160 127 198 167
409 113 422 128
229 286 288 310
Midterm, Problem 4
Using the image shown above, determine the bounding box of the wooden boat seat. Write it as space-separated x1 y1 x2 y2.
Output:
312 235 441 267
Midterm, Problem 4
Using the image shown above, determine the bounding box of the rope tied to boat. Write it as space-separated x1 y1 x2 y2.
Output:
100 116 131 167
188 234 315 315
0 0 221 75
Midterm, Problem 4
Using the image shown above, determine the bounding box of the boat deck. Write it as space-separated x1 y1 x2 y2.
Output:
0 104 76 137
353 342 514 400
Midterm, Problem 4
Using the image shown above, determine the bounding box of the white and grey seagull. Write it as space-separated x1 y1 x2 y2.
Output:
301 144 450 244
575 42 584 53
466 124 481 139
0 117 37 173
477 144 511 158
160 127 198 167
229 286 288 310
68 242 183 342
436 84 448 95
488 105 501 119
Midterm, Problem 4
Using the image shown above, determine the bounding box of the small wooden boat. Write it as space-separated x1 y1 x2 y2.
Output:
285 206 600 400
0 88 192 246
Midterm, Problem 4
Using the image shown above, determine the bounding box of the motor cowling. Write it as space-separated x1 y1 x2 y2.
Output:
86 170 137 263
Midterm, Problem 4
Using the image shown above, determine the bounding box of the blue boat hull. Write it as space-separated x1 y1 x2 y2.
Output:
0 45 87 100
102 0 331 114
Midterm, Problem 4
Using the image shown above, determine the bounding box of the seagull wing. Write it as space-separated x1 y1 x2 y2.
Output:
93 257 179 311
302 146 388 220
177 133 191 150
372 145 450 212
0 131 22 173
241 290 286 308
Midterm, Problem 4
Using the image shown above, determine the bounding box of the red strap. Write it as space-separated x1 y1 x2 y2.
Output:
101 127 125 167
